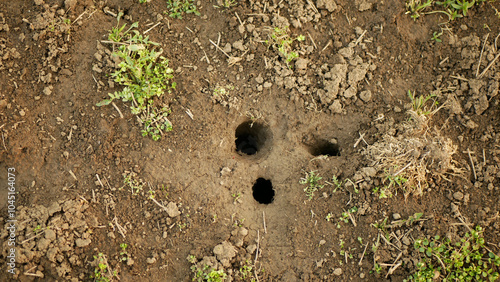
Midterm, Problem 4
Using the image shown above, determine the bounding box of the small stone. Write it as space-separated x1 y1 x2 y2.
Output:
329 100 342 113
319 239 326 246
453 191 464 201
146 257 156 264
220 167 231 176
19 109 25 116
247 244 257 254
75 238 91 247
232 40 245 51
255 75 264 84
338 47 354 58
393 213 401 220
213 241 237 261
166 202 181 217
343 86 357 98
359 90 372 102
360 273 365 279
43 87 52 96
45 229 56 241
333 268 343 276
263 82 272 88
402 236 411 246
295 58 309 72
223 43 232 53
0 99 7 108
394 106 402 113
317 0 337 12
362 167 377 177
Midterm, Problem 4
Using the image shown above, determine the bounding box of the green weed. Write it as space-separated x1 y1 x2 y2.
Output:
406 0 488 21
97 13 176 140
408 90 438 116
166 0 201 19
214 0 238 8
191 264 227 282
91 253 118 282
407 226 500 281
119 243 130 262
431 31 443 42
300 170 324 200
140 106 172 141
265 26 305 65
336 206 358 228
123 171 145 195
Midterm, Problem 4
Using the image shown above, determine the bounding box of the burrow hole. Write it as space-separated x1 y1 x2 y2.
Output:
252 178 275 204
235 121 270 156
308 139 341 156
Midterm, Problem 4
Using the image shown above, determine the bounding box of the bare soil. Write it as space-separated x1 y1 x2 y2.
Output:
1 0 500 281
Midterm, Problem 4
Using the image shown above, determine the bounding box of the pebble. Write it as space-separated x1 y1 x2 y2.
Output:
0 99 7 108
453 191 464 201
392 213 401 220
333 268 343 276
402 236 411 246
359 90 372 102
360 273 365 279
19 109 25 116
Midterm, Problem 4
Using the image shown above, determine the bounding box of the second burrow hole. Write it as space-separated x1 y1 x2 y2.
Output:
306 138 341 156
235 121 271 156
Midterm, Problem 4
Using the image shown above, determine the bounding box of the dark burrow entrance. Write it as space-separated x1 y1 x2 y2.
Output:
235 121 270 156
252 178 275 204
308 139 341 156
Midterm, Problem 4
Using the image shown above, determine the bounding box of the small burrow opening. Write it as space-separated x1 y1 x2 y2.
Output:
308 139 341 156
252 178 275 204
235 121 270 156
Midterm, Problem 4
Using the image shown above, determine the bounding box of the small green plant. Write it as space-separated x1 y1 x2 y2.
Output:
139 0 150 3
119 243 130 262
191 265 227 282
178 222 187 231
214 0 238 8
407 226 500 281
140 106 172 141
331 175 343 193
392 213 424 228
33 225 42 233
326 213 333 222
408 90 438 116
265 26 305 65
406 0 487 21
431 31 443 42
300 170 324 200
232 192 242 204
372 186 393 199
123 171 145 195
213 85 234 97
238 260 254 280
405 0 433 20
97 13 176 140
336 206 358 229
382 168 409 196
166 0 201 19
91 253 118 282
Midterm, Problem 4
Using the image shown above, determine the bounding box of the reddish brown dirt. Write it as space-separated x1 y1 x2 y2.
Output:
1 0 500 281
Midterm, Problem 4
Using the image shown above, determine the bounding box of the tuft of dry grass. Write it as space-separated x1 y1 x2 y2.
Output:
364 90 465 198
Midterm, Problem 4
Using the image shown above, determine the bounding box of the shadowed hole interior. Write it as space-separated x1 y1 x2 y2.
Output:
252 178 275 204
308 140 340 156
235 121 269 156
